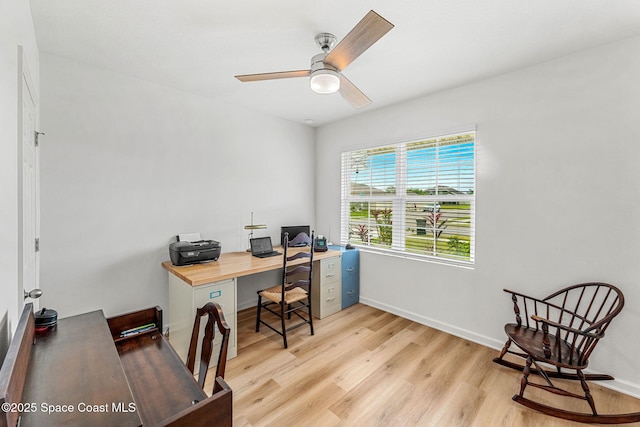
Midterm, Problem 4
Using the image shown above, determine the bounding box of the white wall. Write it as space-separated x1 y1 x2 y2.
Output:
39 53 315 319
316 36 640 396
0 0 39 360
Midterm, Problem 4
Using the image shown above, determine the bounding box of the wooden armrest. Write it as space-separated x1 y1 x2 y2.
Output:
530 315 603 339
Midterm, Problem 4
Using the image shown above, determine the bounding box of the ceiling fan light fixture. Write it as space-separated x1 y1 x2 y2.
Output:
310 69 340 94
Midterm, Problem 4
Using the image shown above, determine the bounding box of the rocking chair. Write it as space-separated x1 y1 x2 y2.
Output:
493 282 640 424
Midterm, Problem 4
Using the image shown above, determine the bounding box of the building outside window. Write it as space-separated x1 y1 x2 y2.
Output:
340 130 475 265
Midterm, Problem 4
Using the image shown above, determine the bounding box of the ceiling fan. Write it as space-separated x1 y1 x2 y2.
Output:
234 10 394 109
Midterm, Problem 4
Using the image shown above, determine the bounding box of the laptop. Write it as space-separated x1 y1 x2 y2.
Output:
250 236 281 258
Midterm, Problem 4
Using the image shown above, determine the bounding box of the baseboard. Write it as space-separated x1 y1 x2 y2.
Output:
237 300 257 312
359 296 640 399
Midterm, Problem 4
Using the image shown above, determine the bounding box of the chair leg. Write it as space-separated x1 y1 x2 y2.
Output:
281 302 288 349
255 294 262 332
518 356 533 398
578 369 598 415
308 298 314 335
497 338 511 360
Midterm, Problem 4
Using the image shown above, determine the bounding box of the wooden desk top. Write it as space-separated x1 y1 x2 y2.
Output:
21 311 142 427
115 333 207 426
162 248 341 286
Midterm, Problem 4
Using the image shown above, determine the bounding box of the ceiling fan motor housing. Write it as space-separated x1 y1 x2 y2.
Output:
310 53 338 73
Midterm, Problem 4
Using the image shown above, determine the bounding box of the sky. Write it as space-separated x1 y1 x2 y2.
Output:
350 138 475 194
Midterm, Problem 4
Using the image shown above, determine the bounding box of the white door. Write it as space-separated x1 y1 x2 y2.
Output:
19 48 40 309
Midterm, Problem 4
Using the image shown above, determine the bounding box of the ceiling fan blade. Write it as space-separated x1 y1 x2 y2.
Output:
324 10 394 71
235 70 310 82
339 74 371 109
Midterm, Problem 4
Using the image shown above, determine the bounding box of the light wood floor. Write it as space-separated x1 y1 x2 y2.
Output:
205 303 640 426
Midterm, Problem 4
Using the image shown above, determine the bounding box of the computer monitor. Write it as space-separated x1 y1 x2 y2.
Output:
280 225 311 247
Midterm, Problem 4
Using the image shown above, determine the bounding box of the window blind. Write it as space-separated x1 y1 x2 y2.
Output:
341 131 475 264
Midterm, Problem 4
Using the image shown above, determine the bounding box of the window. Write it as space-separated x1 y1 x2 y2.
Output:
340 131 475 265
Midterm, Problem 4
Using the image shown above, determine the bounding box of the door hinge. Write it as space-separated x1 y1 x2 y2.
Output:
34 131 45 147
35 237 40 252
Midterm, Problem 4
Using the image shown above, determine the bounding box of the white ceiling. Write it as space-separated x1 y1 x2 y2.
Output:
29 0 640 127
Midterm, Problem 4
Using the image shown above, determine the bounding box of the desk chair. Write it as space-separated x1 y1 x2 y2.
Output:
255 231 315 348
493 283 640 424
186 302 231 393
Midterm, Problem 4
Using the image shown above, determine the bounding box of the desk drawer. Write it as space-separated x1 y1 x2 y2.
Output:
319 256 341 285
318 283 341 306
315 282 341 318
317 283 341 310
194 279 236 315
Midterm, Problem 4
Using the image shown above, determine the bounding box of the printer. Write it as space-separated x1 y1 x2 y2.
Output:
169 239 221 266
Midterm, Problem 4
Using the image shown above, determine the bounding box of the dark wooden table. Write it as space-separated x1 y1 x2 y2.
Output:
1 304 232 427
21 310 142 426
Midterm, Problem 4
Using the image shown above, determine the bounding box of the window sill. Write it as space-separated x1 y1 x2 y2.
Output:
347 244 475 270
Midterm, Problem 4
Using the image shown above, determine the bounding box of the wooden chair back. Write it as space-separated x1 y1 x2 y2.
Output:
186 302 230 391
280 231 315 299
509 282 624 366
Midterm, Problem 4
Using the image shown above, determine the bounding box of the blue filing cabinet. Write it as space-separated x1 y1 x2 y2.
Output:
330 246 360 309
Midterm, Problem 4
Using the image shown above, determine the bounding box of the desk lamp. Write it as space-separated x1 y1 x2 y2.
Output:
244 212 267 251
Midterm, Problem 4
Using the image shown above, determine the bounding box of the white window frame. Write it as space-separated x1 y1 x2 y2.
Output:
340 129 476 267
